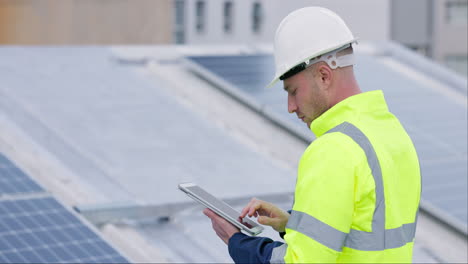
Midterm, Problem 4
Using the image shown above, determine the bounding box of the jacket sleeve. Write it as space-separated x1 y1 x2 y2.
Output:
280 134 359 263
228 232 285 264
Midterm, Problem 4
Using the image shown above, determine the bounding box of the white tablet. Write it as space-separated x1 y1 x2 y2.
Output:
178 182 264 236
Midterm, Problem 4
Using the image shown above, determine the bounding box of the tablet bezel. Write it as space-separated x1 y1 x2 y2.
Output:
178 182 264 236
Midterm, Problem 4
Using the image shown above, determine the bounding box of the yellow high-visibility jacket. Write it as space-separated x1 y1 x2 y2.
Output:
271 90 421 263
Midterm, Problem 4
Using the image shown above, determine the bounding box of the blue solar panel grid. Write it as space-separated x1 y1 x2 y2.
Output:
0 197 128 264
189 55 275 90
0 154 44 195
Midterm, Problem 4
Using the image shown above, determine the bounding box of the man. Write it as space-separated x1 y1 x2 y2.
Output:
204 6 421 263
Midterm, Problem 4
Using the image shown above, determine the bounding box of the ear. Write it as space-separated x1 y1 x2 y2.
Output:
316 64 333 89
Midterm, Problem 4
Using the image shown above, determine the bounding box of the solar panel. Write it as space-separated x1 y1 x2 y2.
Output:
187 52 468 231
0 151 129 263
188 55 311 139
0 197 128 264
0 154 44 195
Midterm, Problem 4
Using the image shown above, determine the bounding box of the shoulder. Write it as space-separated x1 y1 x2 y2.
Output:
301 131 365 165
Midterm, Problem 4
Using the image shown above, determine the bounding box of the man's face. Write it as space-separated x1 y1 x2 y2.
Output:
283 67 329 128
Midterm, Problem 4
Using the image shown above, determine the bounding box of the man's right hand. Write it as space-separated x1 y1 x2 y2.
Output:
240 198 290 233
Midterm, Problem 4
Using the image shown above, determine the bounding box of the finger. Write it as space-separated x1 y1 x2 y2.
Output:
258 215 277 226
212 212 235 229
240 198 257 218
240 206 249 218
240 204 250 218
248 202 262 217
258 202 276 217
203 208 215 218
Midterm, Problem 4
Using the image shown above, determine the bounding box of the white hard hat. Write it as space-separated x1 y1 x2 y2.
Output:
268 7 358 87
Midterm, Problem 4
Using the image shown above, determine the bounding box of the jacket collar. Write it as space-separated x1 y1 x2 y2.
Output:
310 90 388 137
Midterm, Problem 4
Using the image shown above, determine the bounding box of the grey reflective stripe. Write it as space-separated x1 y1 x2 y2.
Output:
286 210 347 252
345 221 417 250
286 122 417 252
327 122 386 239
270 243 287 264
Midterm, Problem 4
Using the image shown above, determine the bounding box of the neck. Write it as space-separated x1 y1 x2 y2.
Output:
329 67 361 107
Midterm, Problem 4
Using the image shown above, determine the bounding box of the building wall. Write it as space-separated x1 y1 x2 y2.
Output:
391 0 432 54
2 0 464 76
1 0 393 45
432 0 468 62
182 0 391 45
391 0 467 75
0 0 173 44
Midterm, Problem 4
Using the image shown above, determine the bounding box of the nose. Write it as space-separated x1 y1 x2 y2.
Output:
288 94 297 114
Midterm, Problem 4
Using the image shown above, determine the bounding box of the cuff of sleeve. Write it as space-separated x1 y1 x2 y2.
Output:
228 232 247 248
228 232 248 263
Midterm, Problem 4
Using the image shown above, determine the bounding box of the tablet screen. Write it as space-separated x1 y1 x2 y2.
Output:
185 185 258 229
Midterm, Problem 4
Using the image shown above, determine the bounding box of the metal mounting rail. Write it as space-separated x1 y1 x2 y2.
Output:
419 199 468 238
75 192 294 226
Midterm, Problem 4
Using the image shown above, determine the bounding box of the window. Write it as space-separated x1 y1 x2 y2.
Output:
446 0 468 25
195 0 206 33
224 1 233 34
174 0 185 44
252 2 263 34
445 55 468 76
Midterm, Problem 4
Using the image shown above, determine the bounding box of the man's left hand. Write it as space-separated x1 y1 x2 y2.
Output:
203 208 240 244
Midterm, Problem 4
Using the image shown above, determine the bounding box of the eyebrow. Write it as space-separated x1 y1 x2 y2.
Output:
283 85 290 92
